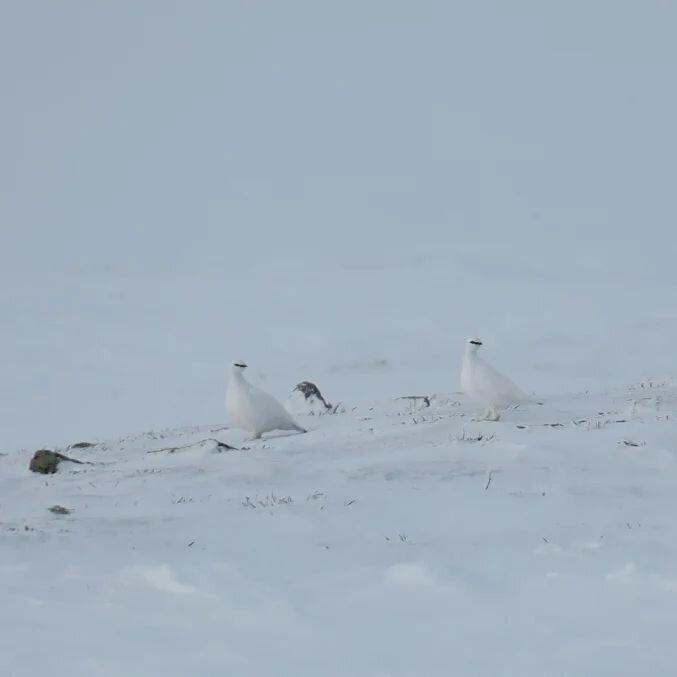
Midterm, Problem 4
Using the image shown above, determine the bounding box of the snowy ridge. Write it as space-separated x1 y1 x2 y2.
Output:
2 382 677 676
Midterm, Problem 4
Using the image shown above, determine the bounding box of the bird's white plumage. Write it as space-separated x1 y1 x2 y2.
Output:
226 363 306 439
460 337 529 412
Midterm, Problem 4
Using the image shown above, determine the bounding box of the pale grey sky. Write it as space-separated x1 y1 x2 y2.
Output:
2 1 676 271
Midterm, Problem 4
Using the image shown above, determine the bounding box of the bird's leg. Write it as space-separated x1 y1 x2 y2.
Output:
481 407 500 422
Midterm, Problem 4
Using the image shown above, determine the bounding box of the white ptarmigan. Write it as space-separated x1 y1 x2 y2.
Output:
226 361 307 439
460 337 529 420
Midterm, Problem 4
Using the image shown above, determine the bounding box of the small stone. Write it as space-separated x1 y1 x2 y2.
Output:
294 381 332 409
287 381 335 416
48 505 71 515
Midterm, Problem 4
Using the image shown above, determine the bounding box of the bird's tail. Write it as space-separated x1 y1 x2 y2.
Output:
291 423 307 434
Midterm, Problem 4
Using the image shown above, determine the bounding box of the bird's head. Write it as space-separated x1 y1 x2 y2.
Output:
466 337 483 353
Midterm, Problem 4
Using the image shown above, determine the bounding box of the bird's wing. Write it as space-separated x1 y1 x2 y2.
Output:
249 386 297 427
475 358 528 403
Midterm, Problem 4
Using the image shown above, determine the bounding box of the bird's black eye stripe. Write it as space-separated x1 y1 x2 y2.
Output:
234 362 247 368
469 340 482 345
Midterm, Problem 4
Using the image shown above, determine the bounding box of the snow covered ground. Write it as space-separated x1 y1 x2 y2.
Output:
3 1 677 675
3 383 677 676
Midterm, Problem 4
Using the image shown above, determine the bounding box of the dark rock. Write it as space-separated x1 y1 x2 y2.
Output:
397 395 431 408
29 450 62 474
48 505 71 515
29 449 87 474
293 381 332 409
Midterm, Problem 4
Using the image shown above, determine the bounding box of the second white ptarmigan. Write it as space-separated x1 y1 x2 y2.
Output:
460 337 530 420
226 361 307 439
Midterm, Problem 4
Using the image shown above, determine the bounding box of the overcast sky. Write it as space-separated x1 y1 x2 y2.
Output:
3 1 676 272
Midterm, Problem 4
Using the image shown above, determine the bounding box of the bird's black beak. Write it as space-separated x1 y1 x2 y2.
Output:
234 362 247 368
469 341 482 346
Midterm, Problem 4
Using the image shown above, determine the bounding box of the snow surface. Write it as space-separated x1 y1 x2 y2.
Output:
3 388 677 676
2 1 677 675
